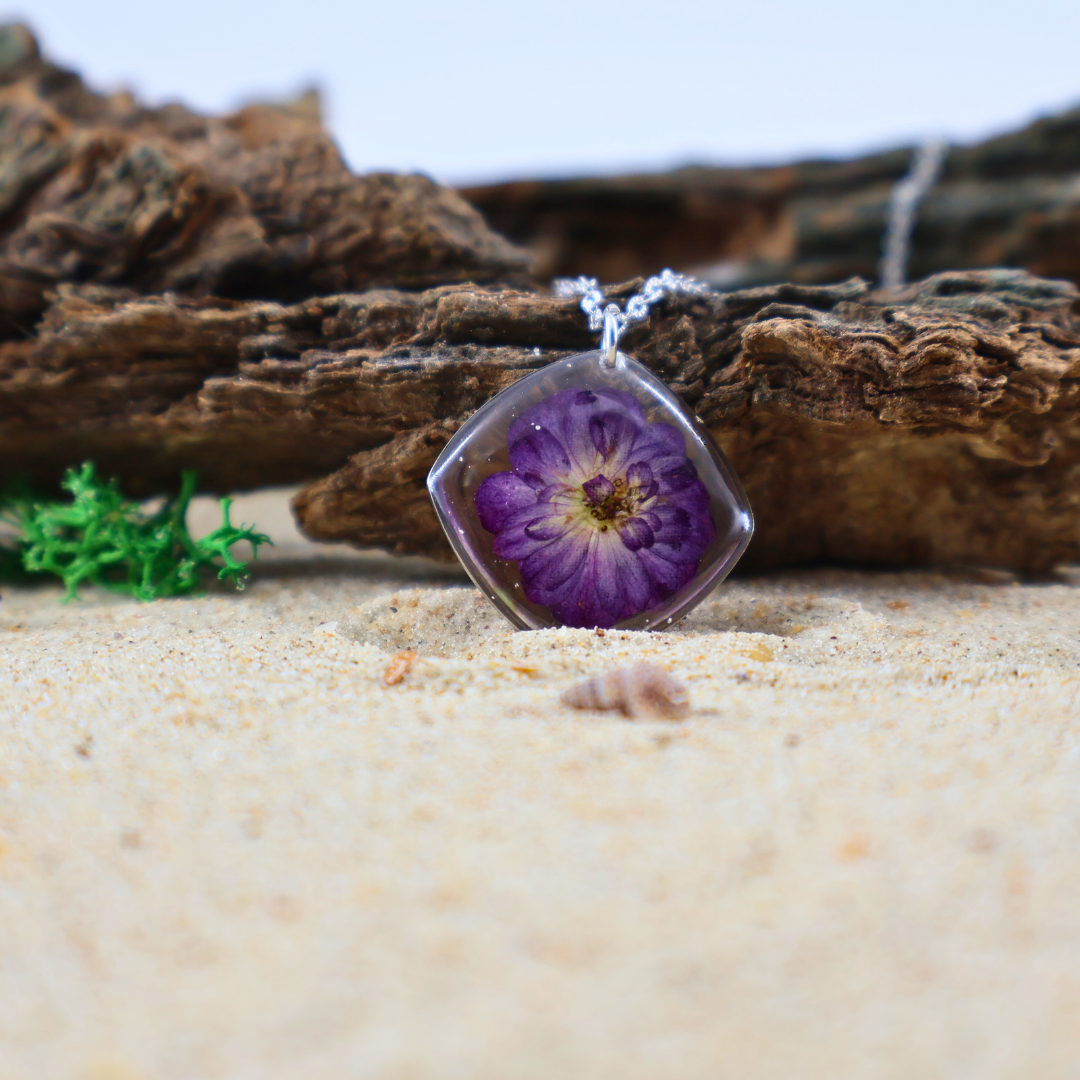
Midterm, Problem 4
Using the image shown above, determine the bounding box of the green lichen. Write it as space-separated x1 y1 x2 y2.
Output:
0 463 271 600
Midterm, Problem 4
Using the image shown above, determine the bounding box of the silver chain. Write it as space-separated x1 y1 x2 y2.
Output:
553 268 710 365
879 138 948 290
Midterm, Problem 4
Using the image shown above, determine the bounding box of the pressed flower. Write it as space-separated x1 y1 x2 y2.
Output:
474 388 715 628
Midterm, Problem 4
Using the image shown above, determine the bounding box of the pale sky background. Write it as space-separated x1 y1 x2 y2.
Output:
8 0 1080 184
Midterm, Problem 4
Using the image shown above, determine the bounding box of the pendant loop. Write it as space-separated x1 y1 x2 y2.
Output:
600 305 621 367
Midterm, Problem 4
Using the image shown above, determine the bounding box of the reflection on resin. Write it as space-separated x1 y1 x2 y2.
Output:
473 388 715 628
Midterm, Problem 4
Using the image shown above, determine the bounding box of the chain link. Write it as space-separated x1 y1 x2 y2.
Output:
879 138 948 291
553 268 710 338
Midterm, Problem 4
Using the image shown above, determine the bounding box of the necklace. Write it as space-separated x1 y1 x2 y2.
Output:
426 271 754 631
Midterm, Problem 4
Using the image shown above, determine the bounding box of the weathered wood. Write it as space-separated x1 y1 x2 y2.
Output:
461 108 1080 289
0 23 529 340
4 23 1080 574
4 269 1080 573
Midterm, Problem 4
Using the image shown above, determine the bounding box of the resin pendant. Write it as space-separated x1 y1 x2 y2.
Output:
427 349 753 631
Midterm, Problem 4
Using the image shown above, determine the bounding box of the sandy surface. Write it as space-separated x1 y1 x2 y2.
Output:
2 493 1080 1078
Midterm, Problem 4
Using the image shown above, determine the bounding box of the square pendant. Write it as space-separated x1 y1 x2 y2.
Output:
427 349 754 631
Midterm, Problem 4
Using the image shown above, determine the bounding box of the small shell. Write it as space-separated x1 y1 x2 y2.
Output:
560 663 689 720
382 650 417 686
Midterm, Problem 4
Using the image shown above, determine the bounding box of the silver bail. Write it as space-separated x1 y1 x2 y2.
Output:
600 305 621 367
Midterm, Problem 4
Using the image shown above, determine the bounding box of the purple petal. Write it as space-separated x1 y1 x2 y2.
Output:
520 528 591 594
626 461 654 489
676 476 711 506
582 474 614 504
658 460 699 493
588 411 638 464
563 390 646 475
638 422 685 455
595 389 647 421
648 500 715 565
594 533 655 620
475 472 538 533
491 499 571 560
650 504 693 545
508 427 572 488
526 559 586 610
524 514 571 541
507 388 648 482
506 396 567 448
492 528 549 562
549 562 618 628
524 528 618 628
607 423 687 483
665 478 713 525
618 516 656 552
635 548 687 596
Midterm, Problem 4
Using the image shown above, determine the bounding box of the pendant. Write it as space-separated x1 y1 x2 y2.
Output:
427 348 753 631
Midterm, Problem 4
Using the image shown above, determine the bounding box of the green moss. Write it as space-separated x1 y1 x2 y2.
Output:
0 477 39 584
0 463 271 600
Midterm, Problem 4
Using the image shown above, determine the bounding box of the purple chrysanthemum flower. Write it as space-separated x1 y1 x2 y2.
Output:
474 388 715 628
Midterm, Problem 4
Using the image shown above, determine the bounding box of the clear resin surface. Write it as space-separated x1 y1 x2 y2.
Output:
427 349 753 631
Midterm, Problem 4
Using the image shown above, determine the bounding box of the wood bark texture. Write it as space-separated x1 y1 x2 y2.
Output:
4 269 1080 574
462 108 1080 290
0 23 529 341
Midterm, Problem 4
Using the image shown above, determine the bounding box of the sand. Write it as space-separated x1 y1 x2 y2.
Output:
2 492 1080 1079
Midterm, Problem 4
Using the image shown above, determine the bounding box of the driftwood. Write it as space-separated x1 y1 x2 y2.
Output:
0 23 528 340
461 107 1080 290
4 24 1080 574
4 269 1080 574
